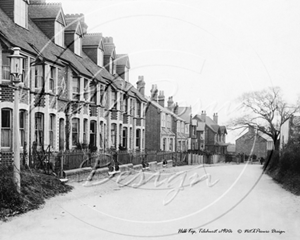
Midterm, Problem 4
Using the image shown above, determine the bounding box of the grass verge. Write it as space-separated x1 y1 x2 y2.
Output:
0 165 73 222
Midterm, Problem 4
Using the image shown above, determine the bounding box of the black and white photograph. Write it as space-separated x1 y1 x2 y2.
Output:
0 0 300 239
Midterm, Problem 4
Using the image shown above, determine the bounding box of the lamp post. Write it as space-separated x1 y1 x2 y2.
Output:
8 47 25 193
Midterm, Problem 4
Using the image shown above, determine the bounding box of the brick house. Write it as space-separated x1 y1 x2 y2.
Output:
193 111 228 154
235 127 274 159
145 85 188 152
0 0 146 165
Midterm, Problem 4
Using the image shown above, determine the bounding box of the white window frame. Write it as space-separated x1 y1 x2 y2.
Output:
55 21 64 47
14 0 27 28
97 48 104 67
74 33 81 56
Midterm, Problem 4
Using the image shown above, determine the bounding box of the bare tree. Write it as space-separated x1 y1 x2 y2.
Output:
229 87 300 150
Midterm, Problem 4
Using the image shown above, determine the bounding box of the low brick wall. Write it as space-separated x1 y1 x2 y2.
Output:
64 167 92 182
66 160 174 183
148 161 157 171
119 163 133 172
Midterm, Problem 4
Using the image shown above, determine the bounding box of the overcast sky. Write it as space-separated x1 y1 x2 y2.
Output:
47 0 300 143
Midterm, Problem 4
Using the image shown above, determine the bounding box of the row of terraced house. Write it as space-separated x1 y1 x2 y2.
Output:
0 0 228 166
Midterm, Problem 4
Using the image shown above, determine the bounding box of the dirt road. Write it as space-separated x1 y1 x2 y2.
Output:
1 164 299 240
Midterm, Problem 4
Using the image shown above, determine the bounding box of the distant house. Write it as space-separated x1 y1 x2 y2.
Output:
235 127 274 158
145 85 188 152
280 114 300 150
227 144 236 154
193 111 228 154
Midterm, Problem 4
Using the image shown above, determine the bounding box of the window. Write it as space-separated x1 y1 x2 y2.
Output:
35 113 44 147
83 79 89 101
1 109 12 148
55 21 64 47
15 0 28 28
72 118 79 146
129 99 133 115
34 66 44 89
90 121 97 147
136 129 140 149
72 78 80 100
167 115 171 129
178 141 181 151
83 119 88 144
111 124 116 148
170 138 173 151
97 48 104 67
100 85 105 105
1 52 11 80
20 111 26 147
99 122 103 148
21 57 28 84
74 33 81 56
162 138 166 151
122 128 127 148
49 66 55 92
109 56 115 74
137 101 141 118
90 83 97 104
161 113 165 128
123 96 128 113
59 118 65 151
49 114 55 148
111 89 117 109
129 127 132 149
142 129 145 149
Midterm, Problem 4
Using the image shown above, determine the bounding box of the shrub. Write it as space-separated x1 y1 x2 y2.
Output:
264 150 280 173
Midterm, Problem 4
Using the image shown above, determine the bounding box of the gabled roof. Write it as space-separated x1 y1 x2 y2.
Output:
258 132 273 142
64 18 82 34
194 114 227 134
161 128 175 136
177 106 191 123
150 100 186 122
82 33 103 48
103 44 115 57
0 7 99 79
115 54 130 68
29 3 63 20
112 78 147 102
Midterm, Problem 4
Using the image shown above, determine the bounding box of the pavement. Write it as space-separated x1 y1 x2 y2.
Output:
0 163 299 240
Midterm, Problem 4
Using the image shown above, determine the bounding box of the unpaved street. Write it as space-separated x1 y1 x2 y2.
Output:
1 164 299 240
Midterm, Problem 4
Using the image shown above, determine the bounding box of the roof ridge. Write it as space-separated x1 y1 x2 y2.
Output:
31 2 62 6
65 13 84 18
85 33 103 36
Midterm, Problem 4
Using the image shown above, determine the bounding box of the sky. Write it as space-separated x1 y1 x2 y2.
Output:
48 0 300 143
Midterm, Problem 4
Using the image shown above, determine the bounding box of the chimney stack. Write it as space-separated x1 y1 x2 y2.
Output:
136 76 145 96
213 113 218 124
167 96 174 109
174 102 179 115
150 84 158 102
201 111 206 122
158 91 165 107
